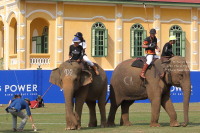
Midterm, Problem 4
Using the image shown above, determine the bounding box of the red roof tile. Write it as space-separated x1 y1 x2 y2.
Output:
137 0 200 4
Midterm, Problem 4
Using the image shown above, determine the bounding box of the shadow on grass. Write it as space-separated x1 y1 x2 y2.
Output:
187 122 200 127
132 122 200 127
133 123 171 127
0 129 43 133
80 124 121 130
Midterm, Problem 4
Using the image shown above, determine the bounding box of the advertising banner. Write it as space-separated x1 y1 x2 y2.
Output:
0 70 199 104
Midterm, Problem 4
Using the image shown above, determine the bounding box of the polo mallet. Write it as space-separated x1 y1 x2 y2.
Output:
143 3 150 32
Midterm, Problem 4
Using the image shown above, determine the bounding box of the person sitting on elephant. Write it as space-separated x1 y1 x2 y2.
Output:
72 32 99 75
161 35 177 58
140 28 160 78
69 36 84 63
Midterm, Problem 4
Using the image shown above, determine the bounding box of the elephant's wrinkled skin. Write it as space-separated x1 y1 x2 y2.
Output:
107 56 191 127
50 62 107 130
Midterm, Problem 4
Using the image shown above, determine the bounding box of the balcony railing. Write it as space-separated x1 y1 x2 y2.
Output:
30 58 50 65
30 54 50 65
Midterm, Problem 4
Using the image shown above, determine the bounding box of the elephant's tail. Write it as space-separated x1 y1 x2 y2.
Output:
105 76 110 105
105 95 110 105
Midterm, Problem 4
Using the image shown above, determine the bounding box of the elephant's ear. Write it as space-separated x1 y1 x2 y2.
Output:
50 68 62 88
161 60 172 84
165 72 172 85
161 59 171 70
80 70 92 86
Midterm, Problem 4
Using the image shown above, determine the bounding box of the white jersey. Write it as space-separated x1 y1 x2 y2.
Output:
72 41 86 49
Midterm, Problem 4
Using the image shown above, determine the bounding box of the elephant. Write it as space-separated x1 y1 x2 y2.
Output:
107 56 191 127
50 61 107 130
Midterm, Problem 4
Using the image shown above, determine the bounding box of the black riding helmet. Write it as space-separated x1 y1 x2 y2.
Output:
74 32 83 38
150 29 156 34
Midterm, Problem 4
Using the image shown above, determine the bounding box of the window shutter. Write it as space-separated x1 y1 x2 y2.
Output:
36 36 42 53
91 28 95 57
181 31 186 57
142 30 147 56
104 29 108 57
130 29 134 57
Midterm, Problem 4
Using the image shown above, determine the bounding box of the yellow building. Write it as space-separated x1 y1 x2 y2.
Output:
0 0 200 70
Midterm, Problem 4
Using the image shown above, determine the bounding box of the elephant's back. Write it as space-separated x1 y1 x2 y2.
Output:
112 58 138 79
110 59 146 98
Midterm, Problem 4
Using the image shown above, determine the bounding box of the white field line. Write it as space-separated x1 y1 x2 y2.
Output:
0 110 200 115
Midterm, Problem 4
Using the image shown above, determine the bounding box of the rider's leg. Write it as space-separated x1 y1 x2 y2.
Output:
83 55 99 75
154 55 159 59
140 54 153 78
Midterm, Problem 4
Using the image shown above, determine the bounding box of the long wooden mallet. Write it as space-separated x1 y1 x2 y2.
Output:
143 3 150 32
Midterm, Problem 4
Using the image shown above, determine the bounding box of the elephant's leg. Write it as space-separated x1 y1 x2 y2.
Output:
98 83 107 128
107 85 122 126
75 86 88 130
66 98 75 129
86 101 97 127
63 88 78 130
120 100 134 126
107 99 121 126
161 90 180 127
148 87 161 127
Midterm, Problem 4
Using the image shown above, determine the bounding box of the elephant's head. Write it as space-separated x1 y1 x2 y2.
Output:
159 56 191 126
49 61 92 126
50 62 92 89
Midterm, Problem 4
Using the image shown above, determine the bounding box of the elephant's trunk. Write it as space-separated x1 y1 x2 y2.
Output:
181 80 191 127
63 80 78 127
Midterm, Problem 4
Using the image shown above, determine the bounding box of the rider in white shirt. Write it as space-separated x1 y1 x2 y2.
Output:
72 32 99 75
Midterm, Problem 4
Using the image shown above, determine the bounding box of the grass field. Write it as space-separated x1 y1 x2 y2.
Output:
0 103 200 133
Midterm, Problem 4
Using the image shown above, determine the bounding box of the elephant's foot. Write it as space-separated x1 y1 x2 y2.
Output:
65 125 78 130
150 123 161 127
120 121 132 126
77 125 82 130
100 122 107 128
181 123 188 127
87 121 97 127
170 121 180 127
107 122 116 127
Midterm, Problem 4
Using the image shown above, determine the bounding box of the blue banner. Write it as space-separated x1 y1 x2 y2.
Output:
0 70 199 104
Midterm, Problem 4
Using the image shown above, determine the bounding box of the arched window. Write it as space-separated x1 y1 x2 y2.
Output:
169 25 186 57
33 26 48 54
130 23 146 57
91 22 108 57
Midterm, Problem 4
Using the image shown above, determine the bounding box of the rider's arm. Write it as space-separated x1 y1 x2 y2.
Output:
156 45 160 52
79 47 84 60
142 40 148 48
69 46 72 59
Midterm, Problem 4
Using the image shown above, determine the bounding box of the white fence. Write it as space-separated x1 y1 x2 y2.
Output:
30 58 50 65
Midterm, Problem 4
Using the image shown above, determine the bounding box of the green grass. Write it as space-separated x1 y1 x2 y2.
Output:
0 103 200 133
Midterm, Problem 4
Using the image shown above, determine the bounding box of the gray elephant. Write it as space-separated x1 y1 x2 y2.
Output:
50 61 107 130
107 56 191 127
